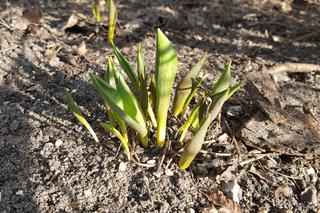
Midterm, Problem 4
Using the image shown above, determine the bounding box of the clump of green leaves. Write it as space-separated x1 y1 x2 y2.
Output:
66 29 240 169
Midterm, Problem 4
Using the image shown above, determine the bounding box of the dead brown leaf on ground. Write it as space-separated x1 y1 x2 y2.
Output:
203 188 240 213
241 62 320 154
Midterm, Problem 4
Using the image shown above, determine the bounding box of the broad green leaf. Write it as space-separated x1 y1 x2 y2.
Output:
155 28 178 148
111 42 139 90
179 114 212 170
137 43 148 117
92 0 101 22
91 74 148 147
64 89 99 143
173 53 207 116
211 60 231 96
105 0 117 44
100 122 130 156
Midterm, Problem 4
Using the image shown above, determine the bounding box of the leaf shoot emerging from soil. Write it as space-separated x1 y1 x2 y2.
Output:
92 0 101 22
155 28 178 148
106 0 117 44
64 89 99 143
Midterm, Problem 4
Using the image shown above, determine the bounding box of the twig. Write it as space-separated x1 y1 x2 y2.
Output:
238 153 275 166
0 18 11 30
157 140 171 170
131 156 157 168
266 63 320 75
292 28 320 41
247 21 289 28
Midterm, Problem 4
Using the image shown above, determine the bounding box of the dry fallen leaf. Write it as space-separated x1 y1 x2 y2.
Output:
22 8 42 24
45 44 61 59
61 15 79 31
20 8 43 34
77 41 87 56
248 165 274 183
204 188 240 213
220 180 242 203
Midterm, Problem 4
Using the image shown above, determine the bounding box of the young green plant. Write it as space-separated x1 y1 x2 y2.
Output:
65 29 241 170
178 61 241 169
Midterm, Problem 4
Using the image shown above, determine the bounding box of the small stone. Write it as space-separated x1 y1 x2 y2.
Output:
301 185 317 206
218 133 229 143
55 139 63 147
153 170 162 178
146 159 156 165
188 208 195 213
84 189 92 198
306 166 315 176
165 169 174 177
15 190 24 195
118 162 127 172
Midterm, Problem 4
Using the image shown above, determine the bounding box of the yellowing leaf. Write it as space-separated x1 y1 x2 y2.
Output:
64 89 99 143
106 0 117 44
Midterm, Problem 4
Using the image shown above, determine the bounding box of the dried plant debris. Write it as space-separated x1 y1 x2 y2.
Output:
18 8 43 34
241 63 320 154
203 188 240 213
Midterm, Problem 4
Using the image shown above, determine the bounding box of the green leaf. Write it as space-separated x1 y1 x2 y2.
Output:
177 97 203 142
173 53 207 116
208 88 230 123
92 0 101 22
91 74 148 147
137 43 148 117
179 114 212 170
100 122 130 156
180 77 204 117
155 28 178 148
64 89 99 143
111 42 139 90
103 57 118 126
149 74 156 110
105 0 117 44
226 82 242 100
211 60 231 96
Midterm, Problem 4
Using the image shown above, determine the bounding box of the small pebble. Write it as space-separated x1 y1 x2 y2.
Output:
165 169 174 177
84 189 92 198
15 190 24 195
188 208 195 213
55 139 63 147
306 166 315 176
118 162 127 172
153 170 162 178
147 159 156 165
218 133 229 143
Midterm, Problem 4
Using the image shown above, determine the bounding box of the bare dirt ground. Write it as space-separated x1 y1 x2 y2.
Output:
0 0 320 212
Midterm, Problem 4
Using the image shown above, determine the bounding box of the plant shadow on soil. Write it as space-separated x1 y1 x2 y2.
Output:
0 0 319 211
